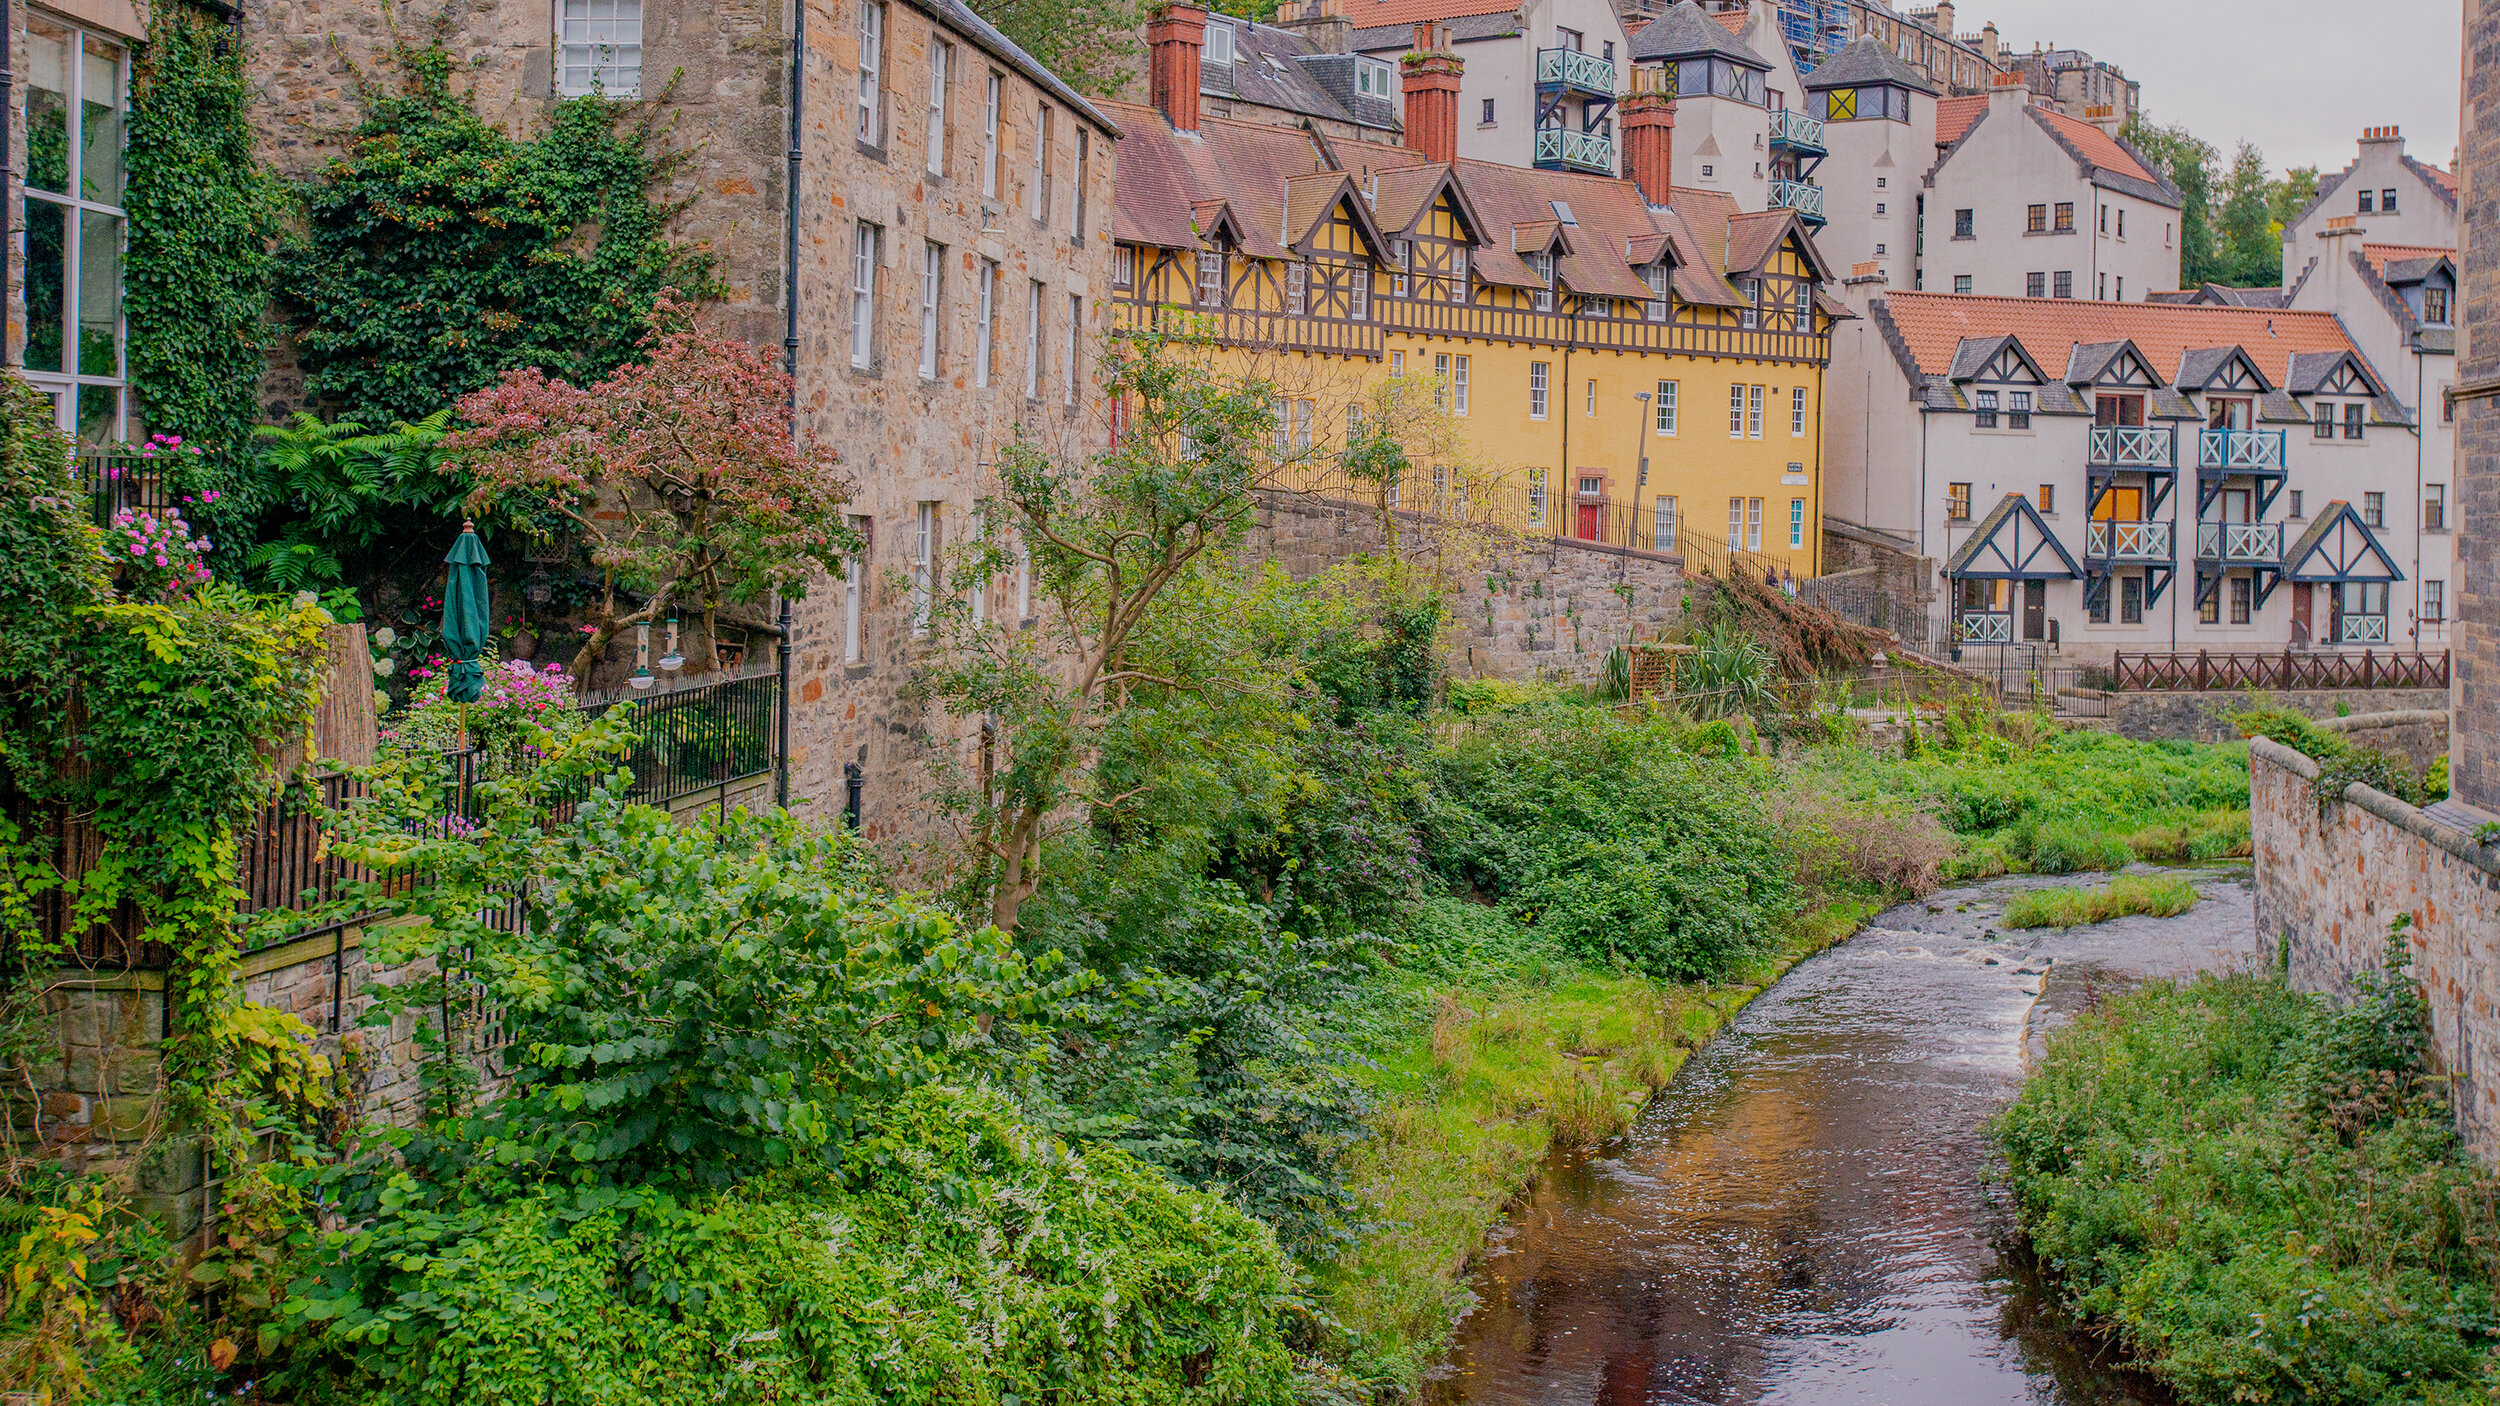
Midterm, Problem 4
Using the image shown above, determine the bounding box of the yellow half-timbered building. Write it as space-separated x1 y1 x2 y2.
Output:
1102 79 1844 578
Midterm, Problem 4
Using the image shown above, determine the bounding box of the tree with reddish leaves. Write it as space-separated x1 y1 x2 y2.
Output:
448 300 857 679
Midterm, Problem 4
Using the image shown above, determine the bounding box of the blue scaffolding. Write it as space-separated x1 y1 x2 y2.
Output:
1774 0 1851 74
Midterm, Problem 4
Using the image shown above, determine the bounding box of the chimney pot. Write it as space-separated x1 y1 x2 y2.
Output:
1400 25 1464 164
1622 88 1676 207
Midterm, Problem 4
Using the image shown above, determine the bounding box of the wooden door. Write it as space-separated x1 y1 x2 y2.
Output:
2022 580 2047 640
2291 583 2313 644
2094 486 2142 521
1576 503 1601 541
2221 488 2252 523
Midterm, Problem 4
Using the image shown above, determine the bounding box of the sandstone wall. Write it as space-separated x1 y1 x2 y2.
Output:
2104 688 2451 747
1249 491 1687 682
2252 737 2500 1166
2456 0 2498 810
2319 709 2453 776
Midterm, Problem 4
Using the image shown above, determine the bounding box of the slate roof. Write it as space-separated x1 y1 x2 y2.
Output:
1942 494 2082 579
1201 18 1399 136
910 0 1116 135
2283 501 2405 582
2147 284 2293 309
1628 1 1770 65
2175 346 2269 393
2285 349 2386 397
1799 36 1937 95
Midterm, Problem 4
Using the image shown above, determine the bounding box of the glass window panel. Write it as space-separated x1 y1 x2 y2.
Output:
77 383 122 446
23 199 68 373
27 23 72 195
82 36 126 207
79 210 124 378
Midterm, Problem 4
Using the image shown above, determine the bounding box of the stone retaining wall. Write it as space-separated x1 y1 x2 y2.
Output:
2107 688 2450 745
2320 709 2453 776
2251 736 2500 1166
1250 492 1686 683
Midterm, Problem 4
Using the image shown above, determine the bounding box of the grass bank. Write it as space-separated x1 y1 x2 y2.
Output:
1994 937 2500 1405
2000 873 2199 929
1317 893 1876 1388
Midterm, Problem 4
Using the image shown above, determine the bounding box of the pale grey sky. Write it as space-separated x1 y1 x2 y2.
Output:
1965 0 2462 175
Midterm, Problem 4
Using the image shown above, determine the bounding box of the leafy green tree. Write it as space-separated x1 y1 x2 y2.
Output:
2219 141 2282 288
2124 113 2223 284
969 0 1142 96
244 412 458 591
2271 165 2320 235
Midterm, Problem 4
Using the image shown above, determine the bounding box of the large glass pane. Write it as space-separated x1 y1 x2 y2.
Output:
22 199 68 373
26 23 72 195
77 383 122 446
83 36 126 207
78 210 123 378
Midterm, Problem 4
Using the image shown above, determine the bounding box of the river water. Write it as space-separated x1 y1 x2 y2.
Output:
1424 867 2264 1406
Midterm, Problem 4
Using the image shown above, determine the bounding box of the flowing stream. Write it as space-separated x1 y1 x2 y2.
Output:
1424 867 2265 1406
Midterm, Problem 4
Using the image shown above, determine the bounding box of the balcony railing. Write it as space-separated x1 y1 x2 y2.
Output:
1767 107 1826 152
1958 611 2014 644
2087 424 2175 470
1770 179 1825 222
2198 427 2286 472
2085 519 2173 562
1536 47 1615 95
1534 125 1615 175
2340 614 2391 644
2196 521 2284 564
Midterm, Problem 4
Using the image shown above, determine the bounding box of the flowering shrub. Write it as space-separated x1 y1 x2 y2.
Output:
382 657 585 772
104 507 213 601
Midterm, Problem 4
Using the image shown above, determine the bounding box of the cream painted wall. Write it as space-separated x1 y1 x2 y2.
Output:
2283 133 2460 283
1921 89 2180 302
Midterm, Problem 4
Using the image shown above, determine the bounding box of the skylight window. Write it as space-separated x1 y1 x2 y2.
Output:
1551 199 1578 225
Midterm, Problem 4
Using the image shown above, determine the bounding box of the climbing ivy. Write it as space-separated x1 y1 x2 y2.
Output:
123 2 281 466
278 44 715 427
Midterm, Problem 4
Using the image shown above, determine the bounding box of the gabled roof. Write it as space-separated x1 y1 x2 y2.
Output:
1101 98 1378 256
908 0 1116 137
1344 0 1519 33
1935 95 1986 146
1723 209 1831 282
2289 150 2462 233
1628 1 1770 65
1946 334 2043 383
2284 502 2404 584
2149 284 2292 310
2285 348 2387 398
1944 494 2082 580
1874 293 2380 395
2175 345 2273 394
2028 107 2178 207
2063 339 2162 386
1283 171 1393 257
1800 36 1937 95
1351 10 1520 50
2361 243 2456 284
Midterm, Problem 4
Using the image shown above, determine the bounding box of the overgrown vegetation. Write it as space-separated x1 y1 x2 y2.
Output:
2000 873 2200 929
2235 705 2445 812
1996 920 2500 1404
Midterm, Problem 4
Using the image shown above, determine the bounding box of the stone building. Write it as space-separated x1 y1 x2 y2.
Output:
2458 0 2500 814
6 0 1116 844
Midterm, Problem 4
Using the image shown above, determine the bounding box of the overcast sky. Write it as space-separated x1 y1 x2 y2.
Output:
1965 0 2462 175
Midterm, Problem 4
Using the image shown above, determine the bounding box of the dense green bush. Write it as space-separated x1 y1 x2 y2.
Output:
275 1086 1299 1405
1995 931 2500 1405
1423 711 1795 981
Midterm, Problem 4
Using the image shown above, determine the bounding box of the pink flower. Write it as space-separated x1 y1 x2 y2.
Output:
129 543 145 556
153 554 168 568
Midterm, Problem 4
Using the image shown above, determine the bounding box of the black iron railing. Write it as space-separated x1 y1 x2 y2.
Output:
582 672 782 806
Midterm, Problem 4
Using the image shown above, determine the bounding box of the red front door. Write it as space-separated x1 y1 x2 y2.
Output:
1576 503 1602 541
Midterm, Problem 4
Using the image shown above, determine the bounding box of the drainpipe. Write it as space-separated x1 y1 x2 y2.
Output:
1560 343 1572 537
774 597 792 806
784 0 805 389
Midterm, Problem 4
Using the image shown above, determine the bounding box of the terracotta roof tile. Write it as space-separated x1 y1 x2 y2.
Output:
2032 107 2160 189
1342 0 1518 33
1878 292 2374 390
1711 8 1746 36
1935 95 1986 146
2361 242 2455 277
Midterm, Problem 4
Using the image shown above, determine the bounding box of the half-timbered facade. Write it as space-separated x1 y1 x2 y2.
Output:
1824 291 2434 660
1108 55 1843 576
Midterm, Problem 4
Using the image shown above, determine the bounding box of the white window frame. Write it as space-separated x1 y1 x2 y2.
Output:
926 39 951 175
1206 22 1235 65
1392 239 1411 296
1747 496 1763 551
1655 380 1678 435
1790 386 1807 437
20 16 129 442
975 259 997 387
918 241 944 379
1533 250 1555 312
1287 261 1309 316
1197 249 1225 305
1728 384 1746 438
1349 262 1369 321
1113 246 1136 288
851 222 881 369
1024 279 1044 398
1450 246 1469 300
1030 102 1053 222
1727 497 1744 550
1529 361 1550 420
1453 355 1469 415
1644 264 1668 321
841 518 866 664
1748 385 1765 439
983 72 1003 198
1789 498 1805 548
1585 379 1596 415
1654 494 1678 549
1064 293 1081 405
1356 57 1393 99
857 0 885 144
1433 353 1449 409
911 502 937 636
559 0 645 97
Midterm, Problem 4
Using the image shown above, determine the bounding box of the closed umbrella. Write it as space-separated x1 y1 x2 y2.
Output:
442 522 492 710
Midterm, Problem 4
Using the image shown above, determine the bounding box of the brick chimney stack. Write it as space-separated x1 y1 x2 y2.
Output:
1401 23 1463 164
1278 0 1351 56
1622 76 1675 207
1149 4 1209 134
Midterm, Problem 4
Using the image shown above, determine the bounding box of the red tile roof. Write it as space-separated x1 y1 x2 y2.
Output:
1710 8 1747 36
2362 242 2454 276
1344 0 1517 31
1935 95 1985 146
1879 292 2368 386
2034 106 2158 187
2424 164 2459 197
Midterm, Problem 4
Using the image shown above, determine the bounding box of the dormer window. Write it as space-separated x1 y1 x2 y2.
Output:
1533 250 1555 312
1451 246 1470 301
2425 286 2451 323
1196 248 1226 306
1644 263 1669 321
1206 23 1235 66
1357 58 1394 99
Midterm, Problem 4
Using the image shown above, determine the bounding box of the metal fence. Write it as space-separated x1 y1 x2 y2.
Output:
582 670 781 805
78 449 177 528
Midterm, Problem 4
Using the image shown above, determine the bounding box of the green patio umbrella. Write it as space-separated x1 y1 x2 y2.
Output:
442 522 492 707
